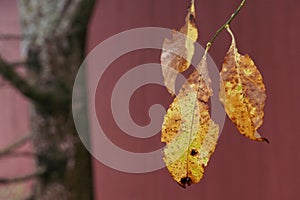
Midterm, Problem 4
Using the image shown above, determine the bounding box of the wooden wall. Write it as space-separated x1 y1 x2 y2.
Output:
88 0 300 200
0 0 299 199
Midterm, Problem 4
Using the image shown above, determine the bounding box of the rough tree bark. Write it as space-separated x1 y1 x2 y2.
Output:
0 0 96 199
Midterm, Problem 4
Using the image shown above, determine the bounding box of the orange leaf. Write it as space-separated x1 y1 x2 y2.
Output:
220 26 268 142
162 54 219 188
160 0 198 95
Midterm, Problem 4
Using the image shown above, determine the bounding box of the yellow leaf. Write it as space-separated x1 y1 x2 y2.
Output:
160 0 198 95
161 54 219 188
219 26 268 143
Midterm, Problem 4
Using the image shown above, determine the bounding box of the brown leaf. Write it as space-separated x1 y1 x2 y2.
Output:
161 54 219 188
219 27 268 142
160 0 198 95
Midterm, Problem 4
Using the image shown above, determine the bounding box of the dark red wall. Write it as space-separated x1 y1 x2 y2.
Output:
88 0 300 200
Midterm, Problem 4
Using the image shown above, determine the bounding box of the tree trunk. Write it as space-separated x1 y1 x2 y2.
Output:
17 0 96 199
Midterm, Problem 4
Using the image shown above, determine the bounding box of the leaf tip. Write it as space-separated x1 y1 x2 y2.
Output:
255 131 269 143
261 137 270 144
179 177 193 188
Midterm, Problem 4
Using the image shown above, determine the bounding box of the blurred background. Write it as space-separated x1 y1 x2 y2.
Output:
0 0 299 199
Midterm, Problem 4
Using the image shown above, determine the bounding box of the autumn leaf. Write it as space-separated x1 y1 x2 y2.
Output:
161 54 219 188
219 26 268 143
160 0 198 95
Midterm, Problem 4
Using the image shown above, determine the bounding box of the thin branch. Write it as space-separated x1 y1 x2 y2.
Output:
206 0 246 50
0 133 34 156
0 168 45 185
0 34 32 41
0 57 42 101
9 61 27 67
0 56 70 111
0 151 37 158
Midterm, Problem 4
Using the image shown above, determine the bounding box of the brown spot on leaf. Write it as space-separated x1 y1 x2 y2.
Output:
179 177 193 188
219 27 267 142
191 149 198 156
189 14 196 24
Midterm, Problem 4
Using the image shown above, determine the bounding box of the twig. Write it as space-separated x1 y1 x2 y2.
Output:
0 56 70 110
0 57 42 102
206 0 246 50
0 133 34 156
0 151 37 158
0 61 26 88
0 34 32 41
0 57 42 101
9 61 27 67
0 168 45 184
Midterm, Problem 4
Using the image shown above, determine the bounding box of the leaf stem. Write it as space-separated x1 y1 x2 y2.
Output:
0 133 34 157
206 0 246 50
